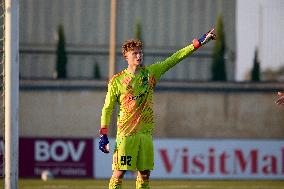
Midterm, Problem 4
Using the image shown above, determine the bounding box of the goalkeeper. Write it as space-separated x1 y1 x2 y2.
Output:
99 28 216 189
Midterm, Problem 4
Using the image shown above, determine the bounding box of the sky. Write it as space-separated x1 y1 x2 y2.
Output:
236 0 284 80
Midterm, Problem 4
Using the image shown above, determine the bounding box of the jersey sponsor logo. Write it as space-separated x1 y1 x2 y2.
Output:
128 90 149 101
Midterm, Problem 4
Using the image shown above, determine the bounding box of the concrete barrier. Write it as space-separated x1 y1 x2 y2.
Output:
13 80 284 138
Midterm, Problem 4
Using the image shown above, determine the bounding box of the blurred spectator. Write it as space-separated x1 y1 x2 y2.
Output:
276 92 284 105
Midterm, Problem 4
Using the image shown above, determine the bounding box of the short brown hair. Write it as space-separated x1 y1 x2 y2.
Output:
121 39 143 58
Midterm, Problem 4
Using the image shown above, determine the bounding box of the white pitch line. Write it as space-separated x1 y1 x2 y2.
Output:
21 184 284 189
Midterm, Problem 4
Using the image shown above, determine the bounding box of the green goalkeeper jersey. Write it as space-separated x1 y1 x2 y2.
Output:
101 43 196 137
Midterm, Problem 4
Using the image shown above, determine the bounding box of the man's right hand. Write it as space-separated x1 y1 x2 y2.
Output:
99 128 110 153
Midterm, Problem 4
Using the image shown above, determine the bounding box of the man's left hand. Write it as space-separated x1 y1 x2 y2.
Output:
198 28 217 46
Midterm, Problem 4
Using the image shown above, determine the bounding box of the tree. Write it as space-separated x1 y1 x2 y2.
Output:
211 15 227 81
134 19 143 66
56 24 67 79
134 19 142 40
93 62 101 79
251 48 260 81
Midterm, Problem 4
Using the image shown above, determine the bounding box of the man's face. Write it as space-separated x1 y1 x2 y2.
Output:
125 47 143 66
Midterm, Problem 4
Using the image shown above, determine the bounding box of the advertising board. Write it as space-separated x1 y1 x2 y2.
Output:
0 138 283 179
95 139 284 179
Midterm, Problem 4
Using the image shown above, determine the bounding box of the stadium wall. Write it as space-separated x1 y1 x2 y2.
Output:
19 0 236 81
15 80 284 139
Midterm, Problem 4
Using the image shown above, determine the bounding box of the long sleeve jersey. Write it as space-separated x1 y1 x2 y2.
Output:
101 43 197 137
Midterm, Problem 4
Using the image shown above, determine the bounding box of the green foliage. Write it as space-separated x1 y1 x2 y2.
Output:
93 62 101 79
211 15 227 81
134 19 143 66
56 24 67 79
251 49 260 81
134 19 142 40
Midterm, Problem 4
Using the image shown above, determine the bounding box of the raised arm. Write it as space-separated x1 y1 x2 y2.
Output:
149 28 216 80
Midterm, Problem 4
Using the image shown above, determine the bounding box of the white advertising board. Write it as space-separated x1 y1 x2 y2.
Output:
94 139 284 179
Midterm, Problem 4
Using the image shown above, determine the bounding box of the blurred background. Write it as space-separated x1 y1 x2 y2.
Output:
1 0 284 181
20 0 235 80
16 0 284 137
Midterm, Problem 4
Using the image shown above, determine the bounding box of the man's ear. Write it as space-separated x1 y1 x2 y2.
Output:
124 55 128 61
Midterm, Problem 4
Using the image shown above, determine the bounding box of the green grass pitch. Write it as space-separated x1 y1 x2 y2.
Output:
1 179 284 189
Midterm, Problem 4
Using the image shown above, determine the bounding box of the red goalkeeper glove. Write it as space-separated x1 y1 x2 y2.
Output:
193 28 216 49
99 128 110 153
